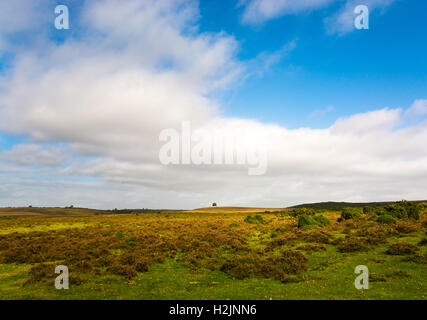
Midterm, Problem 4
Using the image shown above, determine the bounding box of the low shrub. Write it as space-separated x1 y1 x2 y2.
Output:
220 250 308 281
376 214 396 224
24 263 56 285
338 238 368 252
290 208 316 217
220 253 263 280
107 263 138 279
383 201 420 220
312 215 331 226
338 208 362 221
244 215 265 224
296 244 326 252
277 250 308 274
395 220 420 233
298 214 330 228
363 207 374 214
386 242 419 255
403 253 427 264
297 214 317 228
303 230 332 244
369 273 388 282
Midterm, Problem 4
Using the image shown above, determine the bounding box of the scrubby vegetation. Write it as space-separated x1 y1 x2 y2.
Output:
297 214 330 228
376 214 397 224
290 208 316 217
338 208 363 221
0 203 426 300
244 214 265 224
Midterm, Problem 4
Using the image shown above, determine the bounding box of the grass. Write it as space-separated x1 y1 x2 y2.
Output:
0 207 425 300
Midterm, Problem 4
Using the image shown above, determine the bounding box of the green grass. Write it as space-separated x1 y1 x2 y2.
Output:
1 252 425 300
0 207 426 300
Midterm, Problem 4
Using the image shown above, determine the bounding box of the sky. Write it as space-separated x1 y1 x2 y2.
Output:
0 0 426 209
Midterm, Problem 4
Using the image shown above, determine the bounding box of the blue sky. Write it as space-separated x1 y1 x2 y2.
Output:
197 0 427 128
0 0 426 208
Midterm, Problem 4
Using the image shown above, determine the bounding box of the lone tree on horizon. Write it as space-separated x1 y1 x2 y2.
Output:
212 202 217 207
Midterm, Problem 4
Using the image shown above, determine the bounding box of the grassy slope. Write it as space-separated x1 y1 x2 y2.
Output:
0 207 425 300
0 207 103 216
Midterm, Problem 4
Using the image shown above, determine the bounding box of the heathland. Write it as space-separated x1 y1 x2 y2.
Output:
0 201 426 300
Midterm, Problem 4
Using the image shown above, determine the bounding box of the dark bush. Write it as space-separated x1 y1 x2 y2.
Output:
303 230 332 244
220 250 307 281
244 215 265 224
107 263 138 279
395 220 420 233
383 201 420 220
386 242 419 255
291 208 316 217
312 215 331 226
296 243 326 252
280 250 308 274
376 214 396 224
363 207 374 214
297 214 330 228
338 208 362 221
338 238 368 252
24 263 56 285
403 253 427 264
220 253 263 279
298 214 317 228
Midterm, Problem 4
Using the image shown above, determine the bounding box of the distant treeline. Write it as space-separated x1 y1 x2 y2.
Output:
288 201 427 211
105 208 175 214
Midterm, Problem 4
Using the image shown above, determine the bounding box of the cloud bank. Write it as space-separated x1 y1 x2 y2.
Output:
0 0 426 209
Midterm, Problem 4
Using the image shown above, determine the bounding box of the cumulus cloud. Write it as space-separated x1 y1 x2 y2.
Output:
405 99 427 117
0 0 242 161
0 0 426 209
241 0 335 24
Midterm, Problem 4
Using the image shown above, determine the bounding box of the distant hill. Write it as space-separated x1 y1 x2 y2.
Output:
188 207 288 214
288 200 427 210
0 207 178 216
0 207 104 216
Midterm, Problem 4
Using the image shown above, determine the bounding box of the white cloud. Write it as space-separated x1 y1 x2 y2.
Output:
0 1 50 34
0 0 242 162
330 108 401 134
324 0 396 35
241 0 335 24
405 99 427 117
248 40 297 77
240 0 396 36
0 144 64 167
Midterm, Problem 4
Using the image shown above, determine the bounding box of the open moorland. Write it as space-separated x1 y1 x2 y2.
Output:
0 202 426 300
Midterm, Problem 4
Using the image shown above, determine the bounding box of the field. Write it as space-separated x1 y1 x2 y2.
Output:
0 205 426 300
